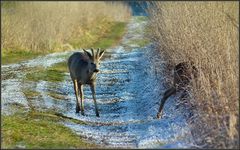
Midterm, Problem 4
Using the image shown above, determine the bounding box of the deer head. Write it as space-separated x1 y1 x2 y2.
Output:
82 48 105 76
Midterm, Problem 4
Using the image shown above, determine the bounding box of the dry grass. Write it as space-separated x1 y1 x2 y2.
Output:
1 1 131 53
147 2 239 148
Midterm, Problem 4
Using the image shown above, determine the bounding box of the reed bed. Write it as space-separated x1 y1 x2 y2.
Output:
147 2 239 148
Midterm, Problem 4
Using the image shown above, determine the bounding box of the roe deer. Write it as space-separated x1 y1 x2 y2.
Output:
68 48 105 117
157 61 198 119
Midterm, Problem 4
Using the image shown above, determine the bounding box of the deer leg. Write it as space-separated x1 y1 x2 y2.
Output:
90 83 100 117
157 87 176 119
73 80 81 113
79 83 85 116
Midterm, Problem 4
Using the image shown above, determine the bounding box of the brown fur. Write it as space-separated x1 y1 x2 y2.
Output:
68 48 105 117
157 61 198 118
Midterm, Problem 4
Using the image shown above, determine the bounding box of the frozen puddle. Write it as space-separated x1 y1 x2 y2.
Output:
1 17 194 148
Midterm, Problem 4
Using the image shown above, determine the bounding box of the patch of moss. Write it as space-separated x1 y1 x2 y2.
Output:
2 112 95 149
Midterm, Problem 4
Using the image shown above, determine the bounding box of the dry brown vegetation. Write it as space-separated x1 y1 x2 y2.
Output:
147 2 239 148
1 1 131 53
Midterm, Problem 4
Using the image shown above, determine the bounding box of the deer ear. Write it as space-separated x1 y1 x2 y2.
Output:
83 49 92 58
98 49 105 60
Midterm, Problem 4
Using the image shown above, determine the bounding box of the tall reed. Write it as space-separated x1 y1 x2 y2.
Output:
147 2 239 148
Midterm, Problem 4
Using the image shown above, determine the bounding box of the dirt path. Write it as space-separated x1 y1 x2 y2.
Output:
1 17 194 148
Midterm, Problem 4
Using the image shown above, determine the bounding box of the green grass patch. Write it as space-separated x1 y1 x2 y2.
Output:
2 50 45 65
4 102 27 112
1 1 18 9
49 61 68 72
91 22 127 49
27 111 87 125
48 92 66 100
127 39 150 47
23 90 40 99
22 89 41 110
26 69 64 82
19 111 87 125
25 61 68 82
135 27 151 35
135 16 148 23
2 112 96 149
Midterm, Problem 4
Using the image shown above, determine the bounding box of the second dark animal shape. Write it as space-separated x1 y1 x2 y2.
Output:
68 48 105 117
157 61 198 119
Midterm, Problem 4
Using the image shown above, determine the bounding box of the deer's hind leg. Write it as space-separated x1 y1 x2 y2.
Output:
73 80 81 113
157 87 176 119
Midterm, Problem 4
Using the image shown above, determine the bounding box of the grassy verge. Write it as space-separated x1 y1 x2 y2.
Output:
25 22 127 82
23 90 40 98
127 39 150 47
135 16 148 23
92 22 127 49
26 68 65 82
2 1 130 65
2 112 96 149
47 92 67 100
2 50 45 65
2 21 127 65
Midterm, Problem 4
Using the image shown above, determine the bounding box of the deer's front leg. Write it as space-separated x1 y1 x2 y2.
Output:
73 80 81 113
90 83 99 117
79 83 85 116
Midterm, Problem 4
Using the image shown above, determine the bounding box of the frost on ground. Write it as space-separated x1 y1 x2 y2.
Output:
1 17 195 148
